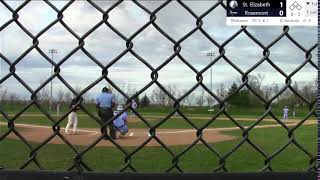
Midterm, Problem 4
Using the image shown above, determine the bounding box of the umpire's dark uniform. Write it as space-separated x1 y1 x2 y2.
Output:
96 87 116 139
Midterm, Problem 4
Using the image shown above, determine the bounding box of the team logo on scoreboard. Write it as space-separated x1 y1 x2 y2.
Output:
229 0 239 9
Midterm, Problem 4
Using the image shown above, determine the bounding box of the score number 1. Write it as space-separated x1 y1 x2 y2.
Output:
279 2 284 16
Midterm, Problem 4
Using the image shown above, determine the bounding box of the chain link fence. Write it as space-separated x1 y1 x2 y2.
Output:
0 0 318 175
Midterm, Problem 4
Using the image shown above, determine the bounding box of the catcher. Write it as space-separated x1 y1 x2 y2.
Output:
113 105 129 138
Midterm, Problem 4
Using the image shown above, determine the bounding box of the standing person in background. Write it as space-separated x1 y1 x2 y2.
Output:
96 87 116 140
131 99 137 117
283 106 289 123
292 110 295 119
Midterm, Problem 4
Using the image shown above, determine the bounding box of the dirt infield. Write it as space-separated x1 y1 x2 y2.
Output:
1 121 316 147
3 123 236 147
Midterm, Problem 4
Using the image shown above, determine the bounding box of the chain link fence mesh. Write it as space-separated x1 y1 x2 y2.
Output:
0 0 318 173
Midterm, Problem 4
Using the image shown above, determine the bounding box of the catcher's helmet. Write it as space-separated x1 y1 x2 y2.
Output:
120 126 128 135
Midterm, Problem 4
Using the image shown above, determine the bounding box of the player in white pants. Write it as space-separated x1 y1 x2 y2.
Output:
282 106 289 123
65 105 80 134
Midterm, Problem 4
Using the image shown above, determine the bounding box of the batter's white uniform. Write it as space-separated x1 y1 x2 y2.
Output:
65 111 78 134
132 101 137 109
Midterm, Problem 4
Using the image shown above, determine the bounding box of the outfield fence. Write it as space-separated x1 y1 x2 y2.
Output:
0 0 318 179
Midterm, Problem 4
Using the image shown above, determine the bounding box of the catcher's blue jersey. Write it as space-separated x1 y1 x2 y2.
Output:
113 111 128 128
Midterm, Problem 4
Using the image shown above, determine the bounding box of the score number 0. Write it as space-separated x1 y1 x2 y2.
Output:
279 1 284 16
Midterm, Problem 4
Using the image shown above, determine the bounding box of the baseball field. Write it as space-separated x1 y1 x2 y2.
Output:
0 105 316 172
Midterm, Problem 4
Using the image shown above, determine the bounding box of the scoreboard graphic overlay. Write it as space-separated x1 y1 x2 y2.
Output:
226 0 317 26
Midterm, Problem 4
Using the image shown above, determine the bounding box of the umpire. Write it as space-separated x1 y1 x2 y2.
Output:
96 87 116 140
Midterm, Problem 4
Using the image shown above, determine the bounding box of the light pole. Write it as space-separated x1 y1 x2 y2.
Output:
0 31 3 80
48 49 57 113
206 52 215 108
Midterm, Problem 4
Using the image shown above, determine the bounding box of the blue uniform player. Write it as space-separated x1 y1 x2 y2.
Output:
113 105 129 138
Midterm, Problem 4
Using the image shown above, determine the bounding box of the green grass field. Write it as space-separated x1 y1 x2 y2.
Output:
0 115 277 129
0 103 317 172
0 124 316 172
2 102 312 119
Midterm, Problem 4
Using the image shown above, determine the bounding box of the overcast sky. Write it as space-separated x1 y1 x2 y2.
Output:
0 0 317 100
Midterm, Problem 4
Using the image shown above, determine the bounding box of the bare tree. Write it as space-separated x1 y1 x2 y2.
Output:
206 94 215 107
248 73 265 94
106 84 126 104
290 81 304 107
270 82 280 103
216 83 227 100
64 91 73 103
151 86 167 106
38 86 50 104
73 86 93 103
262 85 273 100
150 91 157 105
124 83 137 98
181 89 192 106
301 84 316 103
56 89 65 103
0 85 7 102
165 84 177 106
9 93 19 102
116 83 138 104
195 89 205 107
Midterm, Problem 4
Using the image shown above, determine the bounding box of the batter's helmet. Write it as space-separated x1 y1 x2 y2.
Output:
117 105 123 111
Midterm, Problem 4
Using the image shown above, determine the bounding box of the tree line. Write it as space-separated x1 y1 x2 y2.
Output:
0 74 316 109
